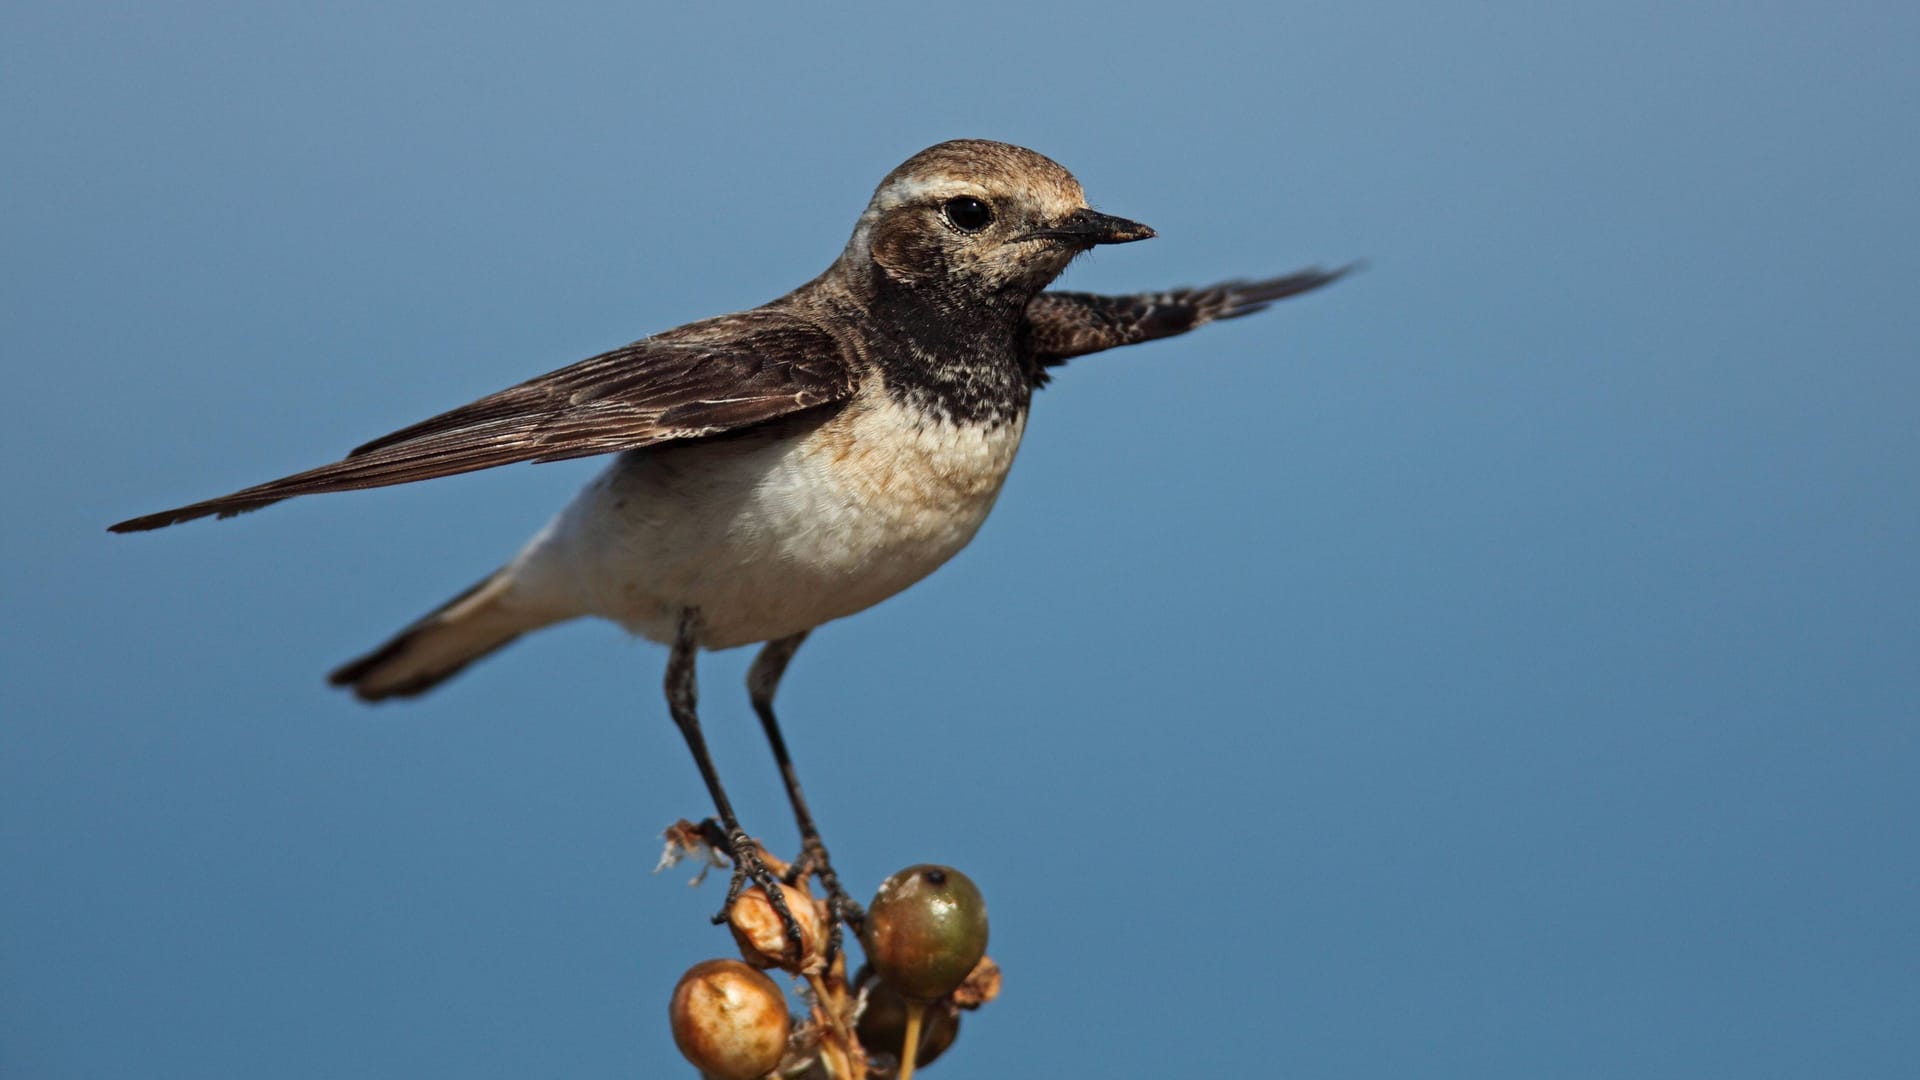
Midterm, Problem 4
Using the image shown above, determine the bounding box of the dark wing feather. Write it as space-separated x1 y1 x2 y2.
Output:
110 312 852 532
1023 264 1354 373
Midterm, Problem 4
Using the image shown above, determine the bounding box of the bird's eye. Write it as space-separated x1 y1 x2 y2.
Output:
942 196 994 233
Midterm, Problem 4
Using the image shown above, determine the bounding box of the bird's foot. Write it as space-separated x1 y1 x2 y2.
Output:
711 824 810 966
787 834 866 964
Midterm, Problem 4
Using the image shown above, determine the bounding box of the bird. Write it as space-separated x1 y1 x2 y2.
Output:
111 138 1348 952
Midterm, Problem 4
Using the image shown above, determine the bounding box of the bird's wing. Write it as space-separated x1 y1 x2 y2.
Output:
1022 265 1354 372
110 311 853 532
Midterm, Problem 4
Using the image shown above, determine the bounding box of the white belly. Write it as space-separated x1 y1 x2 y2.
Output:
510 393 1027 648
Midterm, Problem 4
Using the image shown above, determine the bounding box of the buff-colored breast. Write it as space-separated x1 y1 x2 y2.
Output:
512 382 1028 648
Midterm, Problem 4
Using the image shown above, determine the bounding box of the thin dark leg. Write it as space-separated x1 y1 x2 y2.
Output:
665 609 805 959
749 631 865 950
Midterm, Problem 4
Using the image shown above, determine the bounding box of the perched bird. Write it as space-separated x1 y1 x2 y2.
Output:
112 139 1347 949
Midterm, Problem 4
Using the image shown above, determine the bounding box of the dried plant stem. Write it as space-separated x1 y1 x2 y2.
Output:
896 1001 927 1080
807 974 851 1043
805 971 860 1079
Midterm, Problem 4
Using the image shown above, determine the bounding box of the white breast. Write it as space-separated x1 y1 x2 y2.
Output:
507 388 1028 648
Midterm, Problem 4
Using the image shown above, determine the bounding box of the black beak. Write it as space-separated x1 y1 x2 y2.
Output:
1021 207 1156 245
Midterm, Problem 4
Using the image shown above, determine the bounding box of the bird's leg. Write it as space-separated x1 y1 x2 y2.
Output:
749 631 865 958
665 609 806 961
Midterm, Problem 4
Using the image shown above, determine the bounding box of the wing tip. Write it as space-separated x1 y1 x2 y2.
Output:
108 509 192 533
108 495 284 534
1210 260 1364 321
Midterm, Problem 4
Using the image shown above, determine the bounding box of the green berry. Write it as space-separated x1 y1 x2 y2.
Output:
863 865 989 1002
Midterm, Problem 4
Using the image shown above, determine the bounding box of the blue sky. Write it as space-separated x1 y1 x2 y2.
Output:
5 2 1917 1077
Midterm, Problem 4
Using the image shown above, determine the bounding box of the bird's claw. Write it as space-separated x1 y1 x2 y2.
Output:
787 834 865 964
712 827 809 964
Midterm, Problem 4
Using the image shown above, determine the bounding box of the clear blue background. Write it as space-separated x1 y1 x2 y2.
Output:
5 3 1916 1077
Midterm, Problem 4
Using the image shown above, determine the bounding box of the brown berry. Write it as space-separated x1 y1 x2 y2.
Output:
854 965 961 1069
669 959 791 1080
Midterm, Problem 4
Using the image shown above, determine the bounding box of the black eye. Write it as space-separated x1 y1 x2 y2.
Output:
942 195 994 233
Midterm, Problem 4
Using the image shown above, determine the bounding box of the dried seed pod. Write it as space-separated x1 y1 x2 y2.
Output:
669 958 792 1080
949 956 1000 1011
863 865 989 1002
729 882 829 974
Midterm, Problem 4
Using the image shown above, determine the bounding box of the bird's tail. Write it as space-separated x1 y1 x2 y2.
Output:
328 569 561 701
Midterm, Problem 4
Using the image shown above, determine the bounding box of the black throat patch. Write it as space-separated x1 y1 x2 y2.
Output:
852 269 1038 427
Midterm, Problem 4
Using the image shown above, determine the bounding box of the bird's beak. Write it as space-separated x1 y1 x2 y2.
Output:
1021 207 1156 245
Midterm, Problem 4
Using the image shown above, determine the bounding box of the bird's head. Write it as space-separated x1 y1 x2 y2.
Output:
847 139 1154 301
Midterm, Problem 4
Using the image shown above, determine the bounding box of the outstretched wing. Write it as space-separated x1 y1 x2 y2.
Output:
110 311 852 532
1022 265 1353 375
